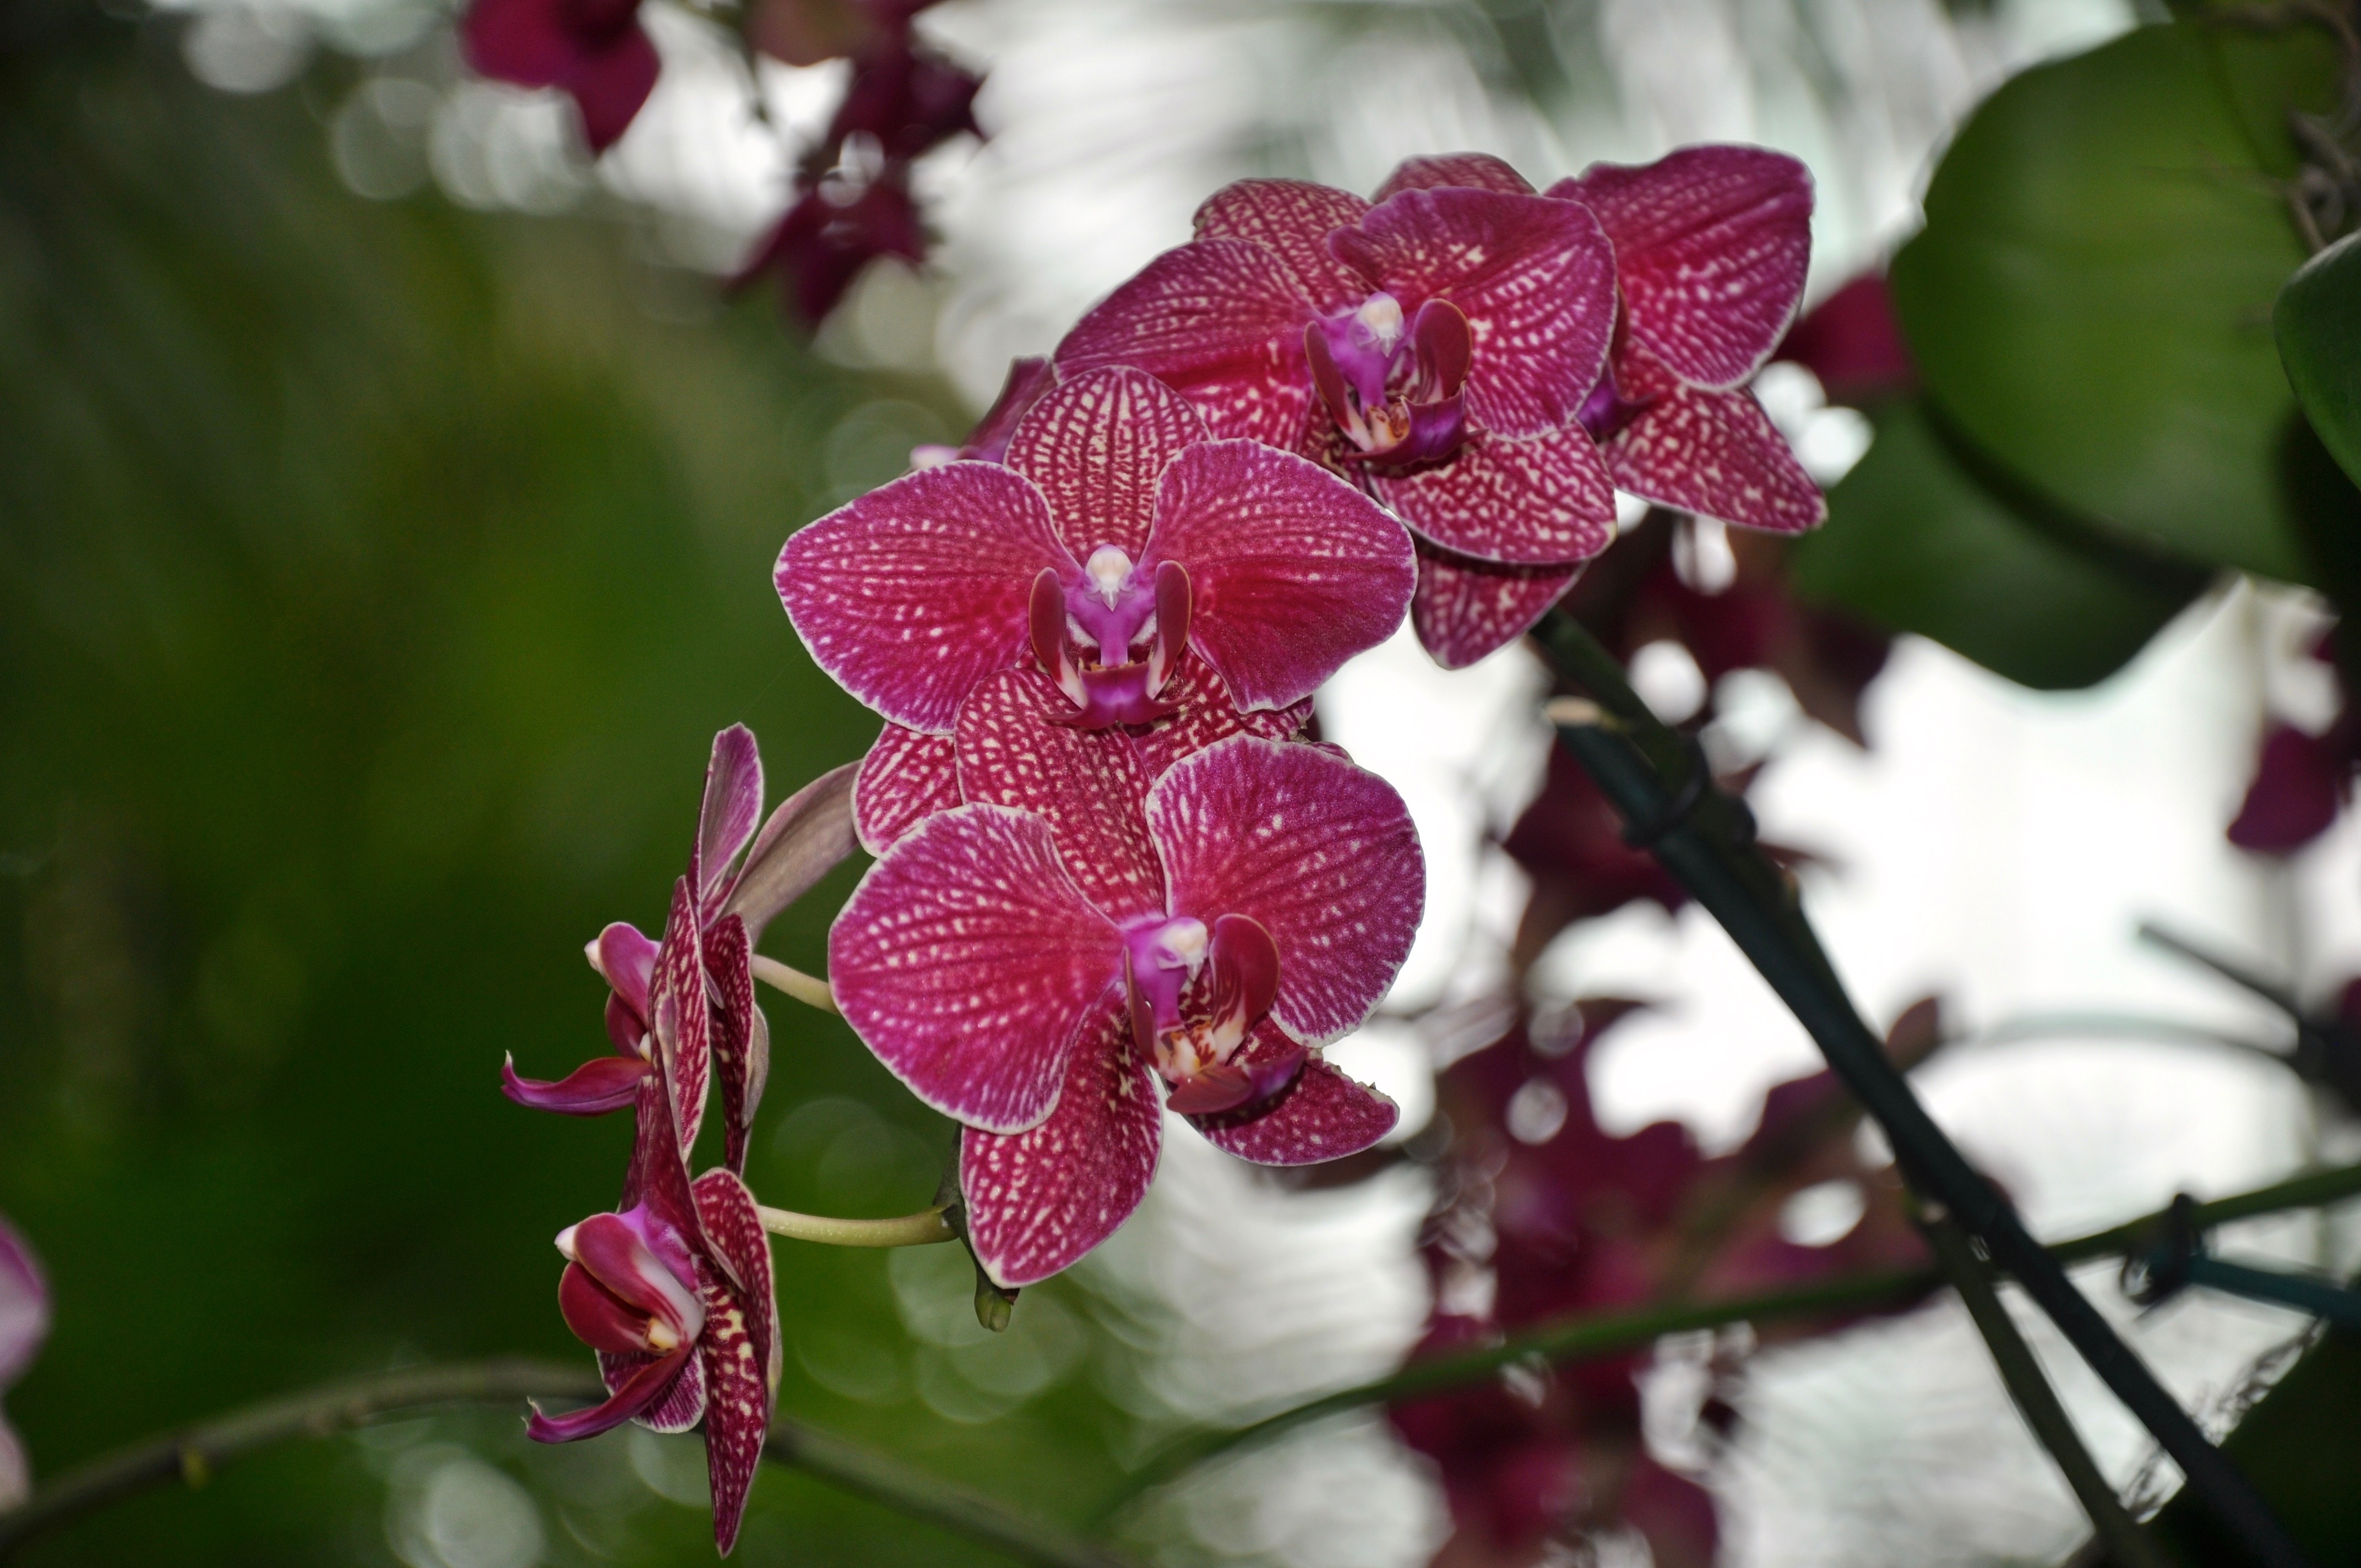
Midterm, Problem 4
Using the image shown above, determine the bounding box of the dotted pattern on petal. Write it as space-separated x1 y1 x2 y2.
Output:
829 805 1125 1134
1374 153 1535 201
652 878 710 1160
1551 145 1813 391
697 725 765 920
853 722 961 856
961 1002 1163 1287
691 1168 777 1556
1372 424 1617 565
1145 440 1417 712
1190 1025 1399 1166
1127 657 1312 782
605 1344 706 1434
775 463 1070 733
705 916 762 1177
1005 366 1211 561
955 668 1165 923
1606 371 1825 535
1192 177 1372 312
1332 188 1617 439
1146 738 1423 1046
1410 542 1583 670
1056 239 1318 451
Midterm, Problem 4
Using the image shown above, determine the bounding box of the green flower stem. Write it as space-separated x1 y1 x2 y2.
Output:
1534 611 2309 1568
1920 1208 2174 1568
0 1358 1137 1568
750 953 839 1014
1093 1158 2361 1516
759 1204 957 1247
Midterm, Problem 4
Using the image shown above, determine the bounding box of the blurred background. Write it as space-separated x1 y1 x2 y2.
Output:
6 0 2361 1564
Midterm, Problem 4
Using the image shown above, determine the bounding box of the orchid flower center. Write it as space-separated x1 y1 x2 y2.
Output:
1028 557 1194 731
554 1205 705 1358
1121 912 1302 1115
1305 293 1474 468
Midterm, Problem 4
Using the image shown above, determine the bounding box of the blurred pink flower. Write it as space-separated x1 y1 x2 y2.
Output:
0 1216 47 1511
459 0 659 155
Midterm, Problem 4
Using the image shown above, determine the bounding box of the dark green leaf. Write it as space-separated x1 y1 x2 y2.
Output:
1790 400 2205 690
2278 230 2361 498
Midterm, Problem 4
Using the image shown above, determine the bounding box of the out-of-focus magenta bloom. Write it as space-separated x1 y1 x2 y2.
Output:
0 1216 48 1510
527 943 779 1558
1058 164 1622 669
828 731 1420 1284
505 727 855 1175
1772 272 1917 407
777 366 1415 736
2230 631 2356 854
741 169 929 329
459 0 659 155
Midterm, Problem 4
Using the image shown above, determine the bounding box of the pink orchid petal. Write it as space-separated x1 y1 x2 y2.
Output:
0 1217 48 1391
1605 371 1824 534
954 668 1166 922
1144 439 1416 711
1147 738 1423 1044
528 1346 697 1442
565 26 660 155
705 916 765 1175
1410 543 1584 669
1192 178 1372 312
649 879 710 1156
830 805 1127 1133
613 1343 708 1434
853 724 961 855
1623 1453 1721 1568
559 1262 664 1355
960 1002 1164 1286
951 356 1058 464
697 725 765 920
776 462 1073 733
1370 423 1616 565
502 1052 650 1115
1550 145 1813 390
1330 189 1616 438
1005 367 1212 561
722 760 856 944
589 921 660 1023
1127 657 1314 781
1192 1047 1399 1167
1374 153 1536 200
1056 239 1319 452
690 1169 778 1556
567 1211 700 1331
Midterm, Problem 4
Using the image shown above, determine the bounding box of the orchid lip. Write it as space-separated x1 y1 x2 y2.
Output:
1029 560 1194 730
1123 912 1285 1106
1306 296 1475 466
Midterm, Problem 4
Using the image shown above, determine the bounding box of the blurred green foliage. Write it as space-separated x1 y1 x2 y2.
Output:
2278 231 2361 500
0 10 1149 1565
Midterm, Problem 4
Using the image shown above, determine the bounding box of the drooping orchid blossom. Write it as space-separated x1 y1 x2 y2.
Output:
1056 171 1622 670
526 922 780 1557
776 365 1415 736
828 723 1420 1284
503 726 856 1175
459 0 660 156
0 1216 48 1511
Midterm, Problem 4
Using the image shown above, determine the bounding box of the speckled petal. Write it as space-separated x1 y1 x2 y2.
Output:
1550 145 1812 390
705 916 764 1175
1371 423 1615 565
1189 1022 1399 1164
830 805 1126 1133
1005 366 1211 561
1330 189 1615 438
1147 738 1422 1044
1127 657 1312 781
690 1168 777 1556
531 1346 699 1442
853 723 961 856
696 725 764 921
955 667 1164 922
1056 239 1317 451
1606 362 1824 534
648 879 710 1156
776 462 1072 733
961 1003 1163 1287
1193 178 1372 312
1410 542 1582 669
1145 440 1415 712
1374 153 1535 200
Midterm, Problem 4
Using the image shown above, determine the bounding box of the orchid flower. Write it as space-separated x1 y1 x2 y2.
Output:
777 365 1414 736
527 931 779 1558
1056 170 1622 671
504 726 856 1175
828 721 1420 1284
459 0 659 156
0 1217 47 1511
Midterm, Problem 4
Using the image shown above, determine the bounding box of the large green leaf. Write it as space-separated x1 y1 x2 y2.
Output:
1790 401 2205 690
1890 20 2347 584
2279 230 2361 497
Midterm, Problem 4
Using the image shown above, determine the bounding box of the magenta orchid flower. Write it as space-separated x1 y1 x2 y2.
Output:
527 928 779 1557
1055 168 1622 671
460 0 659 156
504 726 856 1175
0 1216 47 1511
777 365 1414 736
829 721 1419 1284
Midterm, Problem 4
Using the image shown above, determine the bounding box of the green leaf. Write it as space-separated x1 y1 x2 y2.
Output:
1889 20 2347 584
2278 230 2361 496
1789 400 2205 690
